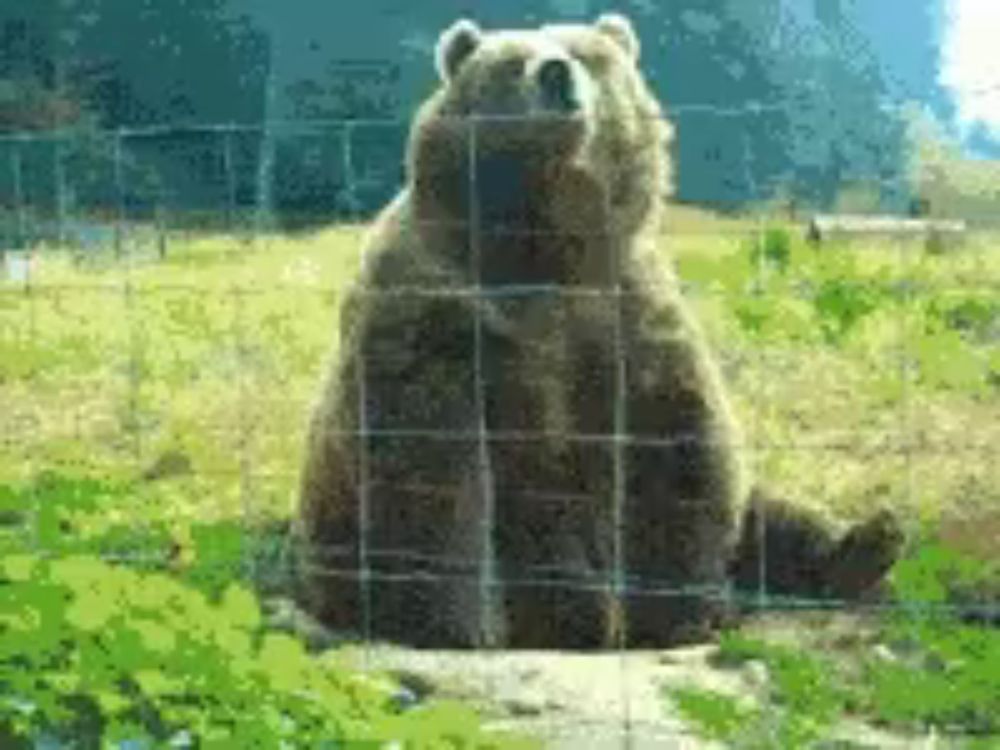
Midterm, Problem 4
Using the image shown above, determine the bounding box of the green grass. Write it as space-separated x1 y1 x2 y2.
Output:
2 218 997 539
1 227 366 537
1 212 998 745
681 220 998 532
0 550 538 748
1 227 547 747
670 541 1000 747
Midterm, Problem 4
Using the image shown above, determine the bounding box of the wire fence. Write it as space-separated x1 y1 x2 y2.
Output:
1 97 998 748
0 93 997 258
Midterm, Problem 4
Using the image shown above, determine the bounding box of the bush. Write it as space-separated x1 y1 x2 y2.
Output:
669 632 855 749
0 553 537 749
669 540 1000 745
748 225 792 273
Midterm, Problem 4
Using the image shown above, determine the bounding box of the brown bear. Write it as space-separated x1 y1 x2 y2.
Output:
729 490 904 607
294 13 901 650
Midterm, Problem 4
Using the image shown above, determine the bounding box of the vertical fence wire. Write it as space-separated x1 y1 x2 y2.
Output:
743 128 777 742
608 132 634 750
467 117 500 649
113 131 125 258
10 140 26 251
233 283 258 582
897 197 917 614
13 132 43 558
255 118 275 243
743 129 769 612
223 125 238 237
115 130 143 469
221 125 259 581
54 137 67 250
341 119 376 671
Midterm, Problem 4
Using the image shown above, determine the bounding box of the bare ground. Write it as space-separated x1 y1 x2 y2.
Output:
317 612 950 749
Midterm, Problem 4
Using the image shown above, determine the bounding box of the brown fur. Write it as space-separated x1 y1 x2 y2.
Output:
730 490 904 606
294 14 899 649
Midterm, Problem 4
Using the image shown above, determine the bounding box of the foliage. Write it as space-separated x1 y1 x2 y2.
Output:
1 216 997 747
747 225 792 273
0 552 537 749
670 688 755 745
870 541 1000 735
670 632 856 749
678 221 1000 383
670 540 1000 745
2 220 996 573
1 0 946 216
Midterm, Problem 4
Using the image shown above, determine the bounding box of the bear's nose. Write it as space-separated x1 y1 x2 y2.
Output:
536 57 579 112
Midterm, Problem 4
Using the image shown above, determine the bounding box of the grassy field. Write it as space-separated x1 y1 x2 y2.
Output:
3 211 997 560
1 210 999 746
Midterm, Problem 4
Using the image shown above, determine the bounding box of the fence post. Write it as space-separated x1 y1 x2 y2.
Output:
340 121 359 216
54 137 68 249
254 53 278 241
223 124 237 235
155 200 167 260
113 130 124 258
11 140 26 250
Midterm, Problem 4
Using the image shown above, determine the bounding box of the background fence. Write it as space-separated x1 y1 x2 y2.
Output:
2 93 998 260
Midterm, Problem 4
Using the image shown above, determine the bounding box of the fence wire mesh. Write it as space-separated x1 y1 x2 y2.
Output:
0 96 998 748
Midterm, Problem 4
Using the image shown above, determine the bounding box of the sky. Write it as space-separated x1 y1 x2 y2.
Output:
940 0 1000 142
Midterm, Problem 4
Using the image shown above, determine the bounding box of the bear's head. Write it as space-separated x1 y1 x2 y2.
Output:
409 14 673 241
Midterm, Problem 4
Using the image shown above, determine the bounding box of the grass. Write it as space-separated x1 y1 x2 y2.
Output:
1 225 550 747
681 220 999 538
670 541 1000 747
1 227 366 537
0 210 998 743
2 217 997 537
0 550 539 749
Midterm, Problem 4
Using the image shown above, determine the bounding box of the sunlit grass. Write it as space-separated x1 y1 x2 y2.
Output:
0 226 365 532
0 214 997 556
677 220 999 535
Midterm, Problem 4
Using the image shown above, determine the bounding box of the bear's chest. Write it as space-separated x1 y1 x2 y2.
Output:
469 155 606 287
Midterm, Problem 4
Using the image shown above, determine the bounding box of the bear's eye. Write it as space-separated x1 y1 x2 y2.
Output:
493 56 527 81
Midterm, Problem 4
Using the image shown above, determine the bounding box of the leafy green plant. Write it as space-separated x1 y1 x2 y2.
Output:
870 541 1000 736
670 541 1000 746
0 553 537 749
3 219 998 747
810 278 883 344
670 688 755 745
725 227 902 346
748 225 792 274
0 472 170 564
670 631 856 749
927 295 999 341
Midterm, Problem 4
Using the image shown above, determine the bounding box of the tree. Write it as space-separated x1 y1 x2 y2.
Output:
0 2 88 133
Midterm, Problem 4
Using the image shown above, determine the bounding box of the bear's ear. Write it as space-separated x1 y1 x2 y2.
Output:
435 18 483 82
594 13 639 61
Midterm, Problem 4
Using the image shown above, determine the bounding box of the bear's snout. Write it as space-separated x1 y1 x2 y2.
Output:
536 57 580 113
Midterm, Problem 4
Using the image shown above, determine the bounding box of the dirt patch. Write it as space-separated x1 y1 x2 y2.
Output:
335 644 735 748
265 601 958 748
